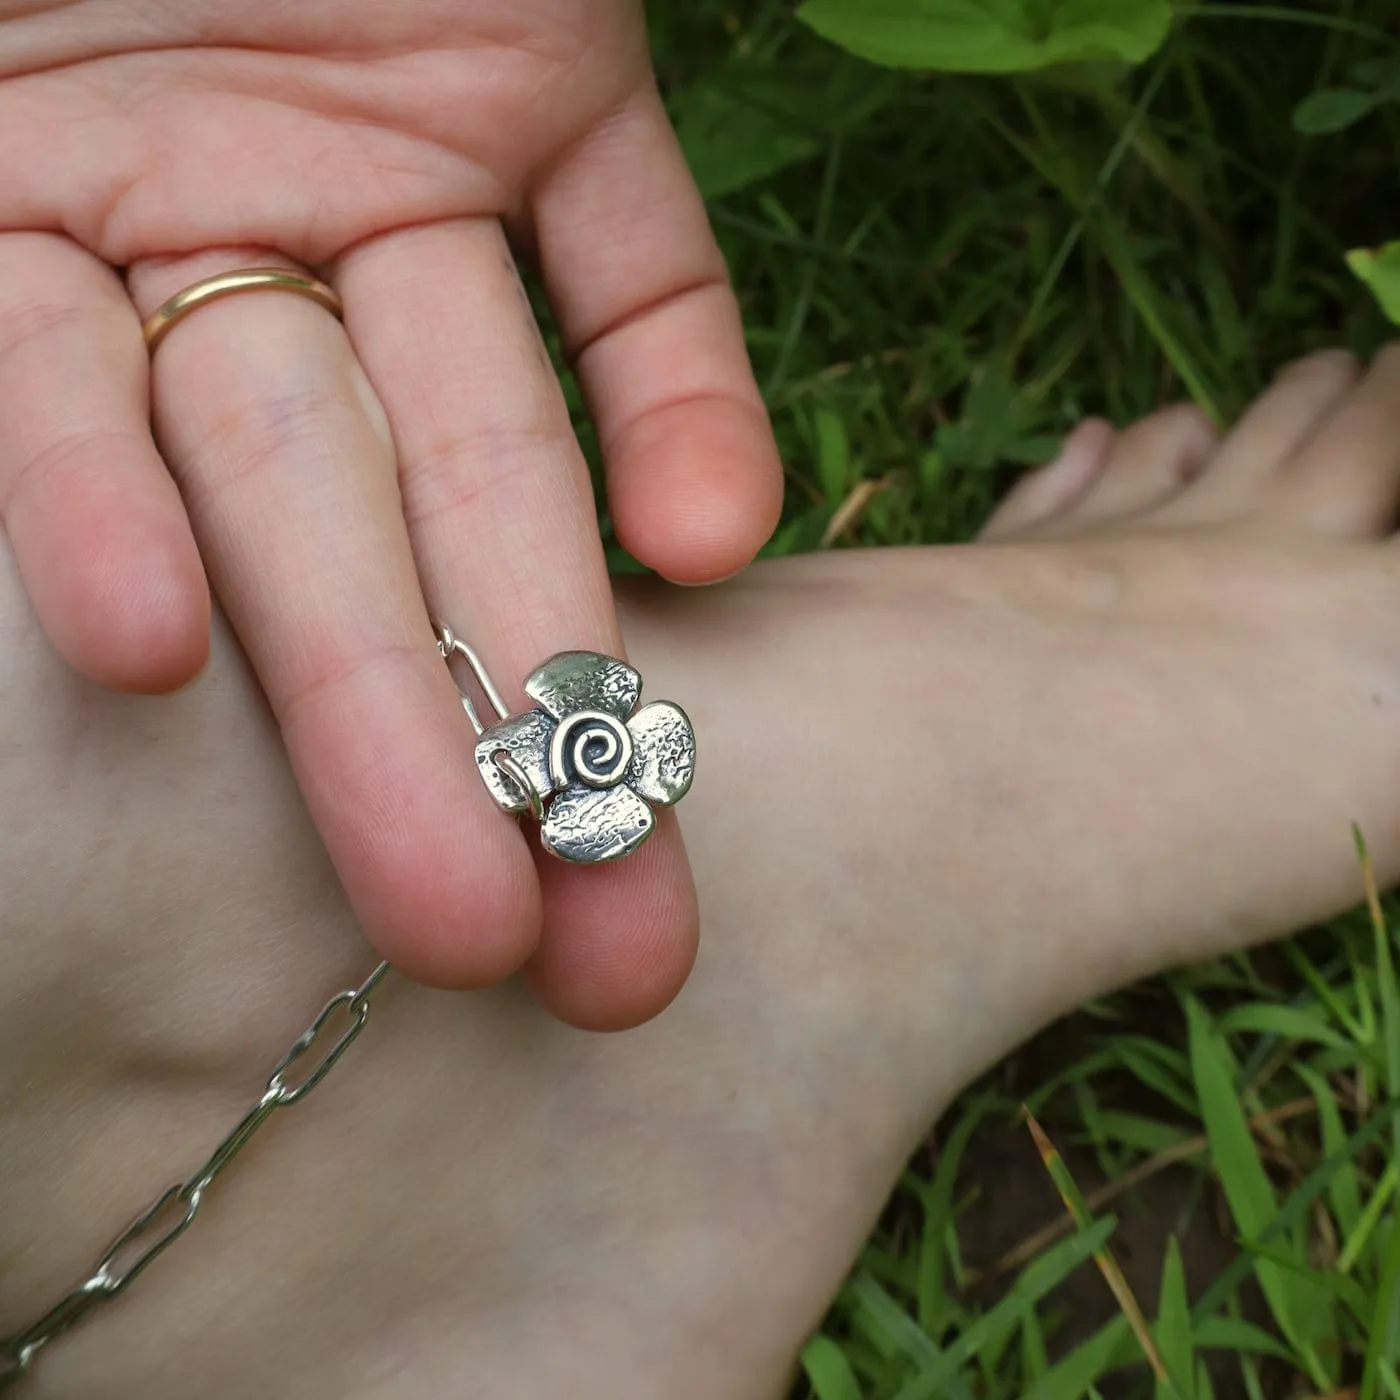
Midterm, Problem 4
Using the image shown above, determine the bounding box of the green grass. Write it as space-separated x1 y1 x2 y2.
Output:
644 0 1398 561
594 2 1400 1394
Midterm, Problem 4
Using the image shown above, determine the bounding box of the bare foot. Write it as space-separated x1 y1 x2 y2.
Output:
5 348 1400 1397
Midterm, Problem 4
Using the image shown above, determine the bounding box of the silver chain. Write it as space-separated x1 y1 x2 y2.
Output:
0 959 392 1390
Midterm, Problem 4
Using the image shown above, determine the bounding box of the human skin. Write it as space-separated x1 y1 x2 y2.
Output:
0 1 785 1027
4 348 1400 1396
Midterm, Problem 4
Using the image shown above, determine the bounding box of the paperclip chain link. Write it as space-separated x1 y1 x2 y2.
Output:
0 960 391 1391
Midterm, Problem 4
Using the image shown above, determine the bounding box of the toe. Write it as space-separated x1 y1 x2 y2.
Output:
1058 403 1218 529
1179 350 1360 519
978 418 1114 540
1272 342 1400 538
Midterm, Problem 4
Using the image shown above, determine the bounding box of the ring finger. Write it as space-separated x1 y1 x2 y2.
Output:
125 248 541 986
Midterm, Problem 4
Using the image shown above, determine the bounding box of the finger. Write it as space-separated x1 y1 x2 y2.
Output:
0 233 208 690
977 419 1115 540
525 806 697 1028
1275 342 1400 537
126 248 540 986
528 85 783 584
336 218 699 1030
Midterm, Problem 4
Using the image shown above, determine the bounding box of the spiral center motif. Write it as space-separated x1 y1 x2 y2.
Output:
549 709 634 790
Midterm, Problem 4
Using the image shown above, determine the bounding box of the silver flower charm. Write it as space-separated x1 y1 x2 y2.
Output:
475 651 696 864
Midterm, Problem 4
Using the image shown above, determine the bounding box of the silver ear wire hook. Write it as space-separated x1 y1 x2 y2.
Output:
434 621 545 823
434 620 510 736
433 620 696 865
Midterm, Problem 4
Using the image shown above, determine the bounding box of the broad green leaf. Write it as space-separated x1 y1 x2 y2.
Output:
1347 243 1400 328
672 50 902 199
1291 88 1376 135
675 82 817 199
797 0 1172 75
1353 54 1400 101
1154 1237 1194 1400
802 1334 864 1400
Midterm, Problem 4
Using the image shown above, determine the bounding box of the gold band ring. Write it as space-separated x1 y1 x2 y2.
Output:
142 268 344 354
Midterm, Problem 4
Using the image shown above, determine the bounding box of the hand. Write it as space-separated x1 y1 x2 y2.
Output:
0 1 784 1026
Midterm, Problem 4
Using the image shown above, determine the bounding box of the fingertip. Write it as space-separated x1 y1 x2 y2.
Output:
316 661 546 992
526 814 700 1030
318 707 545 987
610 398 784 585
30 517 212 693
350 810 544 990
527 954 695 1031
526 901 699 1031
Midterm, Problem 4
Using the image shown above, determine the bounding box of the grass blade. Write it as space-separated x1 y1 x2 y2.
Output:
1294 1065 1363 1241
1183 994 1329 1367
915 1099 992 1333
801 1333 864 1400
1025 1110 1171 1387
890 1217 1117 1400
1023 1317 1132 1400
1155 1237 1195 1400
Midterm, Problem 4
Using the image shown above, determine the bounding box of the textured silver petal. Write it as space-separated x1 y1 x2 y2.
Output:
524 651 641 724
475 710 558 813
540 781 656 863
627 701 696 808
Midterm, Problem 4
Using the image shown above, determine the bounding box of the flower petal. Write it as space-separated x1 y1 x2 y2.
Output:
525 651 641 723
476 710 557 813
540 781 655 863
627 701 696 808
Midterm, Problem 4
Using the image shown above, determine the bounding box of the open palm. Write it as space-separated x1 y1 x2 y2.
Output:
0 0 782 1026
